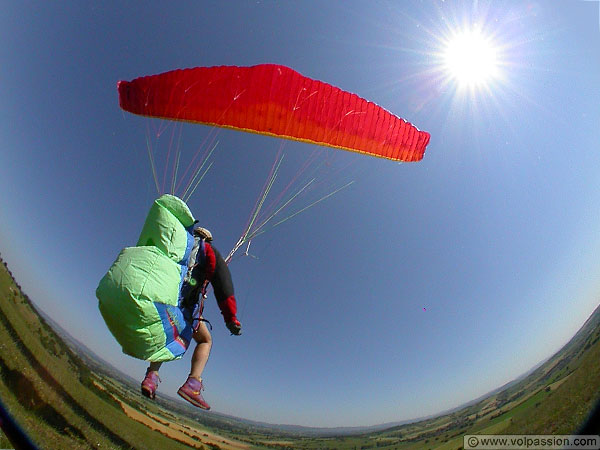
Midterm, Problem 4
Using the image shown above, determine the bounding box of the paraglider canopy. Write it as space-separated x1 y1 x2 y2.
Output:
118 64 430 162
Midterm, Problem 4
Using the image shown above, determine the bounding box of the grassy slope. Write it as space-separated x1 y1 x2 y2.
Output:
0 258 194 449
504 333 600 434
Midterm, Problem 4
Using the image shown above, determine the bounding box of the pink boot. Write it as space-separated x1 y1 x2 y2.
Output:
177 377 210 410
141 370 160 399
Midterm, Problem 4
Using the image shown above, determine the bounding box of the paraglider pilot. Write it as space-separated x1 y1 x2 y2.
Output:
97 194 242 412
141 227 242 410
96 194 241 409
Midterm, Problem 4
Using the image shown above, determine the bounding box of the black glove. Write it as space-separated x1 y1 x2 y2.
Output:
226 318 242 336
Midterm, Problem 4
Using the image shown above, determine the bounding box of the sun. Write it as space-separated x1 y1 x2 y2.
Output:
442 28 500 89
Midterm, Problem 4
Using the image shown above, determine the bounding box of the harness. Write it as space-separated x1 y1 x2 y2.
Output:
181 235 212 331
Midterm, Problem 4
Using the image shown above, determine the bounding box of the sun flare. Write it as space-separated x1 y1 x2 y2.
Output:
443 28 500 88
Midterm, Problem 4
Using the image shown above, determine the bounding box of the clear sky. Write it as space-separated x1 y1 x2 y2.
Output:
1 1 599 428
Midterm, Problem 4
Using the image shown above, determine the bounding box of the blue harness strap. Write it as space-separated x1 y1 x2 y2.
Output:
177 225 197 299
154 303 193 358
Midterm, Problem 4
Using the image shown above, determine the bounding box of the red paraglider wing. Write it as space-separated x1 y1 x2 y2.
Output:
118 64 430 162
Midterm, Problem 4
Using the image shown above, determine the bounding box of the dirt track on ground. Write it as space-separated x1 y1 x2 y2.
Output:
97 381 249 450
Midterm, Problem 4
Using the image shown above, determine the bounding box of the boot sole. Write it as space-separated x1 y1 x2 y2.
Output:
177 389 210 410
141 387 156 399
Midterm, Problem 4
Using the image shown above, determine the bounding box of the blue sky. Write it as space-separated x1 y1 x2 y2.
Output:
1 1 599 428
